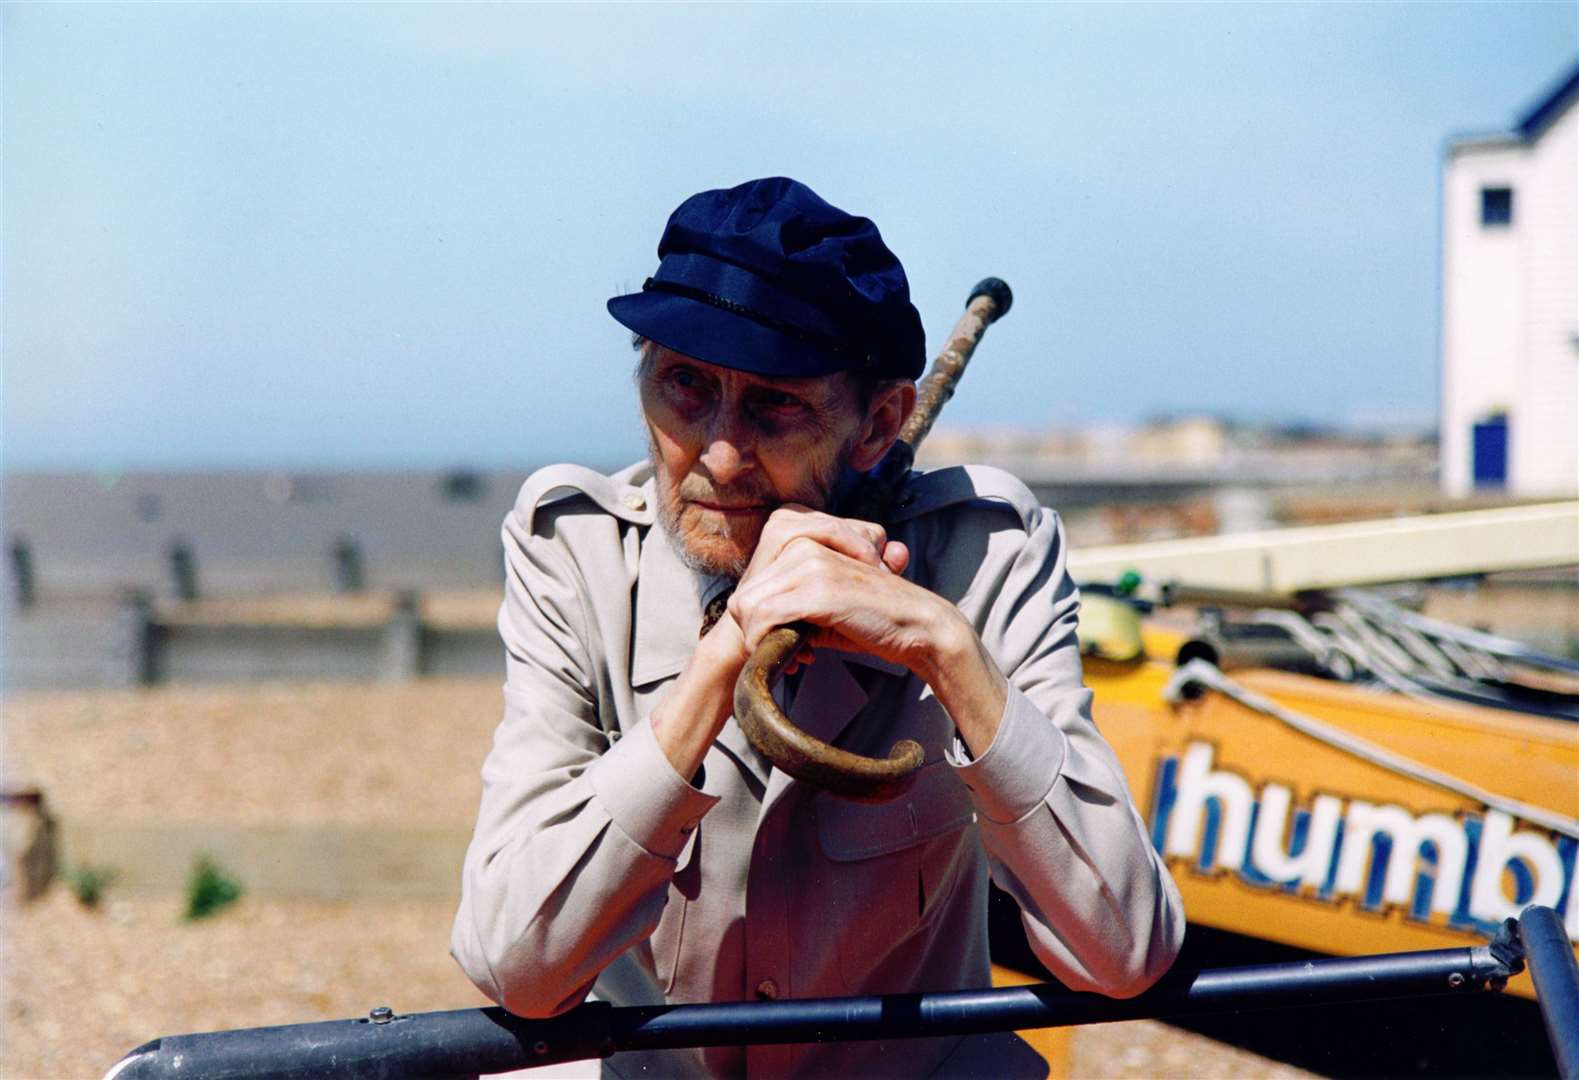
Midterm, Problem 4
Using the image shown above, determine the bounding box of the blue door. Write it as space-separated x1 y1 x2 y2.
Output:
1471 415 1508 489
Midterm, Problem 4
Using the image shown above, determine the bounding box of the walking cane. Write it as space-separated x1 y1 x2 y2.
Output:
732 278 1013 802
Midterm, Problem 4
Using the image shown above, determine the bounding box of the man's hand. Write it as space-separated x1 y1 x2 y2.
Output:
649 504 1009 783
731 504 906 673
730 504 920 666
728 506 1009 757
744 503 908 580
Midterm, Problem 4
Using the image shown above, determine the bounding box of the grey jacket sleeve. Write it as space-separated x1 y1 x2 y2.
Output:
450 505 718 1019
947 505 1186 997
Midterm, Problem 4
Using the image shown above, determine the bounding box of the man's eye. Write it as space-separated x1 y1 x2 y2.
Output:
666 368 713 398
758 391 804 411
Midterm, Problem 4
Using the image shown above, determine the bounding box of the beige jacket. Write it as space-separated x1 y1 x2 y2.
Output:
452 461 1184 1077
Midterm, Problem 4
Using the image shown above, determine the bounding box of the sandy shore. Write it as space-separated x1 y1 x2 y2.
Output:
3 679 500 826
2 678 1316 1079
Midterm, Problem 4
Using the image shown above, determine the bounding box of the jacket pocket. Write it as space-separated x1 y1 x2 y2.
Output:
816 762 976 859
814 763 976 990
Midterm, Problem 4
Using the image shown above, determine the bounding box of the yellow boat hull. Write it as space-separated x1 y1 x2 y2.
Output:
1088 657 1579 999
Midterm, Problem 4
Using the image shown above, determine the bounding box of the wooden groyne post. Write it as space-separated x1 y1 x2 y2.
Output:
167 539 199 602
8 536 35 610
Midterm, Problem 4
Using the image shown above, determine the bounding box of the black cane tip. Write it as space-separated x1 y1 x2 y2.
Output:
968 278 1013 322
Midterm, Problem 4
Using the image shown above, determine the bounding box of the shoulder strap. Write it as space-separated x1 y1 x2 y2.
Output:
512 461 657 535
889 464 1041 532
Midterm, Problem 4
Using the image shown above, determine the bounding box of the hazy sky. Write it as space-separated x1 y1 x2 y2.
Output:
4 2 1574 471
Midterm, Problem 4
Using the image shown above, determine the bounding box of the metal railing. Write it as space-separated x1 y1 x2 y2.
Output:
106 906 1579 1080
1524 906 1579 1079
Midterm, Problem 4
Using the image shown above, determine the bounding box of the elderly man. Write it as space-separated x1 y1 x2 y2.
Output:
452 177 1183 1077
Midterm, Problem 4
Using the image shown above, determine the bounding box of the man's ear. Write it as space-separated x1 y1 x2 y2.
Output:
847 381 917 472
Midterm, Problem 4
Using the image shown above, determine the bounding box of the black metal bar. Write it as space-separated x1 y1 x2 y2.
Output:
105 1004 616 1080
1521 905 1579 1080
610 943 1510 1051
106 943 1515 1080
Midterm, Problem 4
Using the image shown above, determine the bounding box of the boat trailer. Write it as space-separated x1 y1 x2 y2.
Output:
107 905 1579 1079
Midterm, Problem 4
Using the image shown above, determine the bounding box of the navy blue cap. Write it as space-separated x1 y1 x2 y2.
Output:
608 177 925 380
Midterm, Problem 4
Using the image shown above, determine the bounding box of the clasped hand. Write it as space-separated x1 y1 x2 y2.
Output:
722 504 948 678
652 505 1008 779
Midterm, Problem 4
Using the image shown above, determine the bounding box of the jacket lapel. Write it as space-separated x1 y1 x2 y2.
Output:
789 650 874 745
759 650 872 818
628 517 773 786
629 518 702 689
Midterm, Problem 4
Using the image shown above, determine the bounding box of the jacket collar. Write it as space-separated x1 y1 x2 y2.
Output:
630 502 706 689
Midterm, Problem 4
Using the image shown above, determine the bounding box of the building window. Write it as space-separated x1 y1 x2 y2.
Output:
1480 187 1513 227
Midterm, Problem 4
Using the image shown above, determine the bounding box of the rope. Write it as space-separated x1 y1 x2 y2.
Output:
1249 610 1354 681
1309 612 1446 707
1337 588 1579 678
1163 659 1579 840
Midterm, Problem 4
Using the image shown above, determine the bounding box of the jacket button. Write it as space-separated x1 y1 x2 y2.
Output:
755 978 779 1000
622 492 647 512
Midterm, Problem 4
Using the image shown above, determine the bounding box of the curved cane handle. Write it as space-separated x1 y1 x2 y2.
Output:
734 623 927 803
731 280 1013 803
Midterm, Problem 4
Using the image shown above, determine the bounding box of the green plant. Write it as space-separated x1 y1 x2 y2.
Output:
65 864 118 908
183 855 243 921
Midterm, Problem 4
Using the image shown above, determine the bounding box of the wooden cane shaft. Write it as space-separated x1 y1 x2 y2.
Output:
899 292 1000 449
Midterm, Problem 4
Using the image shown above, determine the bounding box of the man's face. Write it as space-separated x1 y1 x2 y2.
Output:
638 347 880 578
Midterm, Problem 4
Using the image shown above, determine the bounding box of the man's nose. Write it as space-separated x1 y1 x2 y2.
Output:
699 409 756 484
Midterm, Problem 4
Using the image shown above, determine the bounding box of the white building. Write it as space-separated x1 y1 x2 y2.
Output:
1440 63 1579 497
